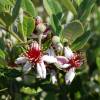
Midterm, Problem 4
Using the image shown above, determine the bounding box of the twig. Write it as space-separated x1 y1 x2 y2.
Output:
0 88 8 92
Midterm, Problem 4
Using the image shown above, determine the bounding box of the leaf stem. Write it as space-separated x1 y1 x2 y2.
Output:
0 88 8 92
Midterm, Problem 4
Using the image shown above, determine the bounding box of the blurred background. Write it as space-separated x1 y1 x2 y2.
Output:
0 0 100 100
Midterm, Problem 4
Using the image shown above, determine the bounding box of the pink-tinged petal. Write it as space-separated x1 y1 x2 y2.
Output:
23 61 32 74
65 68 75 85
42 55 57 63
64 47 74 59
40 61 46 79
57 56 69 65
50 70 57 84
37 63 43 78
15 57 27 64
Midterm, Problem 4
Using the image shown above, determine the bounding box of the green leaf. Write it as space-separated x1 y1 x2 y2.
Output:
78 0 96 21
0 58 7 67
96 56 100 71
12 0 22 22
50 15 62 35
71 31 95 51
75 0 83 6
0 12 12 27
18 16 35 40
43 0 62 16
63 20 84 43
60 0 77 15
20 87 37 95
21 0 37 17
0 49 5 59
23 16 35 37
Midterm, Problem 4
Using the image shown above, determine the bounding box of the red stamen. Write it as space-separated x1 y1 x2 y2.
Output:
68 53 82 68
25 42 42 63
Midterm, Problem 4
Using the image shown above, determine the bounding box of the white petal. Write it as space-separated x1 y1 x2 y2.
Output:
61 64 70 69
37 63 43 78
42 55 57 63
50 70 57 84
15 57 27 64
64 46 74 59
46 47 56 57
40 61 46 79
65 68 75 85
23 61 32 74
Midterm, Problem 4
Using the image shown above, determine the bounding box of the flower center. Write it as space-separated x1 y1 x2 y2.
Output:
25 42 42 63
68 53 82 68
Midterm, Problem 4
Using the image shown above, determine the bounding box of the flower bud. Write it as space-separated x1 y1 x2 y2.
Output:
35 16 43 25
36 23 47 34
52 36 60 44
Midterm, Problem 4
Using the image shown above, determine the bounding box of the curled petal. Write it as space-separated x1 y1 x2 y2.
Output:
64 47 74 59
37 63 43 78
15 57 27 64
40 61 46 79
50 70 57 84
23 61 32 74
65 68 75 85
57 56 69 65
42 55 57 63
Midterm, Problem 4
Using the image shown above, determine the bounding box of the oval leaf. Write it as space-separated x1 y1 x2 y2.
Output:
0 49 5 59
21 0 37 17
50 15 62 36
63 20 84 43
43 0 62 16
71 31 95 51
0 12 12 27
96 56 100 71
18 16 35 40
60 0 77 15
78 0 96 21
12 0 22 22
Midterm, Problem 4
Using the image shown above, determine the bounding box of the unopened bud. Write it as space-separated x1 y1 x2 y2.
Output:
36 23 46 34
52 36 60 44
35 16 43 25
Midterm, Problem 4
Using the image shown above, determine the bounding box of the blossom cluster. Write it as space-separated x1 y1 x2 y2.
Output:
15 16 83 85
